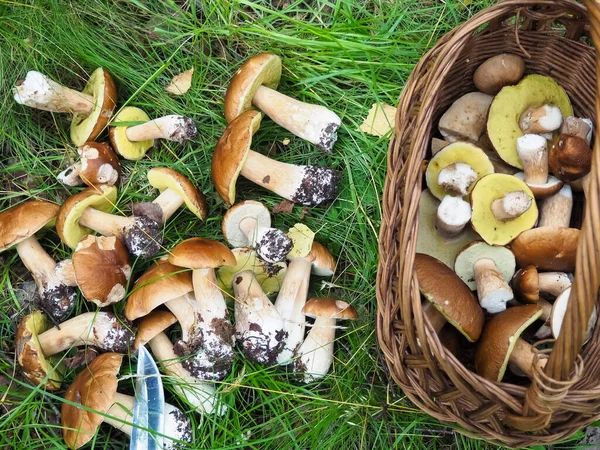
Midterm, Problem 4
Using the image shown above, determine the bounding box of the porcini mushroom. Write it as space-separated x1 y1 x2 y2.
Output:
224 53 341 153
0 201 76 322
14 69 117 146
222 200 292 263
293 298 358 382
519 105 563 134
61 353 192 449
549 134 592 182
110 106 197 160
16 310 135 390
513 134 563 198
212 110 341 206
470 173 538 245
72 235 131 306
512 265 572 304
473 54 525 95
475 305 546 381
58 142 120 188
436 195 472 240
438 92 493 142
233 270 286 364
560 116 593 145
415 253 484 342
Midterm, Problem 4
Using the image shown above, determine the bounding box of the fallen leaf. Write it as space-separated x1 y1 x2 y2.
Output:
165 68 194 95
272 199 294 214
63 347 98 369
282 138 291 146
359 103 397 137
300 206 311 219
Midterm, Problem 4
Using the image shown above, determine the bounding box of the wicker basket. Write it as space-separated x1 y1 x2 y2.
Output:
376 0 600 446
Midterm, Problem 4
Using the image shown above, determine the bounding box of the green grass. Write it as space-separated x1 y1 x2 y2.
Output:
0 0 590 449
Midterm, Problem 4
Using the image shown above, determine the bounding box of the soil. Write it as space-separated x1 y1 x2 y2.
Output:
292 166 341 206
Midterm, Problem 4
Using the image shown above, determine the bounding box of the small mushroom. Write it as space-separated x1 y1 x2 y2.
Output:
16 311 135 390
473 54 525 95
454 241 516 314
0 201 76 322
110 106 197 160
72 235 131 306
224 53 341 153
549 134 592 182
61 353 192 449
513 134 563 198
475 305 546 381
58 142 121 188
470 173 538 245
14 69 117 146
222 200 292 263
233 271 286 364
512 265 572 304
560 116 593 145
436 195 472 240
519 105 563 135
293 298 358 382
212 110 341 206
550 287 597 343
415 253 484 342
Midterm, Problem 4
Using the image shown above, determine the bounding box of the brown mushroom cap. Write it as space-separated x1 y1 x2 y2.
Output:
147 167 207 220
212 110 262 205
134 310 178 350
302 297 358 320
73 235 131 307
0 200 59 251
512 265 540 303
474 304 542 382
224 53 282 123
125 258 193 321
169 237 236 270
473 54 526 95
307 241 336 276
510 227 579 272
76 142 120 187
415 253 484 342
70 68 117 146
62 353 122 449
549 134 592 182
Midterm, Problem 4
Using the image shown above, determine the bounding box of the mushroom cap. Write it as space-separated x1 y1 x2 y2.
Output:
0 200 59 251
475 304 542 382
415 253 484 342
549 134 592 182
73 235 131 307
302 297 358 320
470 173 538 246
56 184 117 249
134 310 178 350
513 172 563 199
125 258 193 321
438 92 493 142
224 53 282 123
15 311 62 390
510 227 579 272
306 241 336 276
109 106 153 160
147 167 207 220
212 110 262 205
62 352 122 449
77 142 121 187
487 74 573 169
473 53 526 95
169 237 236 270
512 265 540 303
70 68 117 146
550 287 597 342
222 200 271 247
454 241 516 291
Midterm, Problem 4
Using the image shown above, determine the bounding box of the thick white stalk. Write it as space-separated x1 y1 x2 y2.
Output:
165 293 200 342
296 316 336 382
538 185 573 228
192 269 227 321
538 272 572 296
15 236 58 294
104 392 135 436
125 115 196 142
240 150 305 201
490 191 532 221
239 217 262 246
79 207 134 237
153 188 184 223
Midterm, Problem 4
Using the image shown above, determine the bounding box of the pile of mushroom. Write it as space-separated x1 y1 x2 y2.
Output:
415 52 596 383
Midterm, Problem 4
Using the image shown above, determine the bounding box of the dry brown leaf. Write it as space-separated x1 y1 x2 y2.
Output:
165 68 194 95
63 347 98 369
300 206 311 219
358 103 397 137
273 199 294 214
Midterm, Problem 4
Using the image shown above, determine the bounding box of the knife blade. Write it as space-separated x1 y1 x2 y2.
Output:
130 346 165 450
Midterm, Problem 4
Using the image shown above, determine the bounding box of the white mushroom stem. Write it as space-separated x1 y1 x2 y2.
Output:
473 258 513 314
239 217 269 246
539 272 572 296
296 316 336 382
55 259 77 287
274 257 312 364
15 236 61 294
517 134 548 185
125 115 196 142
252 85 341 152
519 105 563 134
153 189 185 223
165 293 198 342
510 338 546 378
104 393 136 435
437 162 478 196
490 191 532 221
79 207 134 238
423 303 446 334
436 196 471 239
148 332 221 415
58 162 85 186
561 117 593 145
538 184 573 228
14 71 94 115
192 269 227 322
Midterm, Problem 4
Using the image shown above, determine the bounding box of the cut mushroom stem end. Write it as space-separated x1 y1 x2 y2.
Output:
125 115 197 143
519 104 563 134
474 258 513 314
437 162 477 196
490 191 532 221
436 195 472 239
58 162 84 186
517 134 548 185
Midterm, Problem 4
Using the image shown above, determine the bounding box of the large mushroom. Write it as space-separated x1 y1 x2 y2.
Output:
438 92 493 142
14 69 117 146
16 310 135 390
224 53 341 153
222 200 292 263
61 353 192 449
549 133 592 182
109 106 197 160
293 298 358 382
58 142 121 188
212 110 341 206
513 134 563 198
0 201 76 322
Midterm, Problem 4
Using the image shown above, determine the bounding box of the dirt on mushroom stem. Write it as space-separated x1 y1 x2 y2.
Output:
291 166 341 206
256 229 293 263
122 215 163 258
39 283 76 324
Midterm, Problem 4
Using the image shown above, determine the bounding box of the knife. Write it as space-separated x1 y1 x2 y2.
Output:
130 345 165 450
